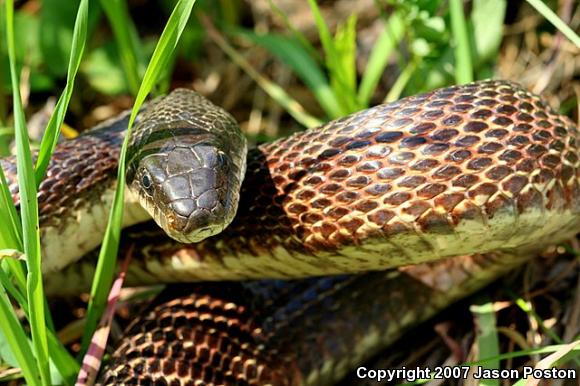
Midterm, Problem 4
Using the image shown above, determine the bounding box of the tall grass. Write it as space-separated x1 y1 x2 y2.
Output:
0 0 197 383
5 0 52 381
80 0 198 353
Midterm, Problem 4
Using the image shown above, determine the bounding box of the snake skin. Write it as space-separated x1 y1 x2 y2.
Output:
126 89 247 243
121 80 580 282
42 80 580 293
99 252 532 385
2 80 579 385
1 90 246 272
97 80 579 385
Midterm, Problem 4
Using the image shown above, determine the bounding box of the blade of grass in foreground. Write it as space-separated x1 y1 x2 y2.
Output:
0 167 22 250
0 1 84 381
471 298 500 386
80 0 198 355
0 0 24 280
34 0 88 186
0 266 79 384
5 0 50 384
449 0 473 84
358 10 406 106
307 0 359 114
99 0 144 95
0 286 40 384
0 170 27 301
526 0 580 47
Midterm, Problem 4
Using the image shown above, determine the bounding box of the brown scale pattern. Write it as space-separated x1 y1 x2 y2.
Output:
1 112 129 227
7 80 579 279
102 283 299 386
5 81 577 249
127 80 579 275
99 81 580 385
3 81 579 383
100 253 528 385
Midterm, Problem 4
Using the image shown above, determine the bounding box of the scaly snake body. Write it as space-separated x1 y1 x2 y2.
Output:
2 80 579 385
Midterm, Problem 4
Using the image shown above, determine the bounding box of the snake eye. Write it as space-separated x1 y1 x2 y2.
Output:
217 151 226 165
142 173 153 190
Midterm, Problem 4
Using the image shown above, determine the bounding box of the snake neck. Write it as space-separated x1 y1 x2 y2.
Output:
2 106 151 273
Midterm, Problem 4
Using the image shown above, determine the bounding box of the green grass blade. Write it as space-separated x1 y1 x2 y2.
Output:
471 298 500 386
384 58 420 103
306 0 336 67
0 286 40 384
0 0 22 255
0 264 78 384
47 333 79 385
5 0 50 384
0 176 26 306
449 0 473 83
100 0 145 95
233 29 341 118
0 260 26 298
358 10 406 106
526 0 580 47
0 261 26 309
34 0 88 186
80 0 198 354
306 0 356 114
471 0 506 63
0 167 22 249
333 14 358 98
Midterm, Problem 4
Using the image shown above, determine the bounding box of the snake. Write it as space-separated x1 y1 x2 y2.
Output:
2 80 579 385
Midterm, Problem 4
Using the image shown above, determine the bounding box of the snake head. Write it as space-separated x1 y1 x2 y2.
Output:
127 140 243 244
124 89 247 244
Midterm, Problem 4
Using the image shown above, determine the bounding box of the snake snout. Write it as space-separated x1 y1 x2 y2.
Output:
164 189 230 244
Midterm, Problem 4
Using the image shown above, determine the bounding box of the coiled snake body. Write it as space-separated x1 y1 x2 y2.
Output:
2 80 579 385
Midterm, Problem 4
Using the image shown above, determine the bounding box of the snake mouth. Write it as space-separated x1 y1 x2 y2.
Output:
162 209 225 244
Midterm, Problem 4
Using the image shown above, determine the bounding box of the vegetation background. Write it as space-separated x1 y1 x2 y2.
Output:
0 0 577 385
